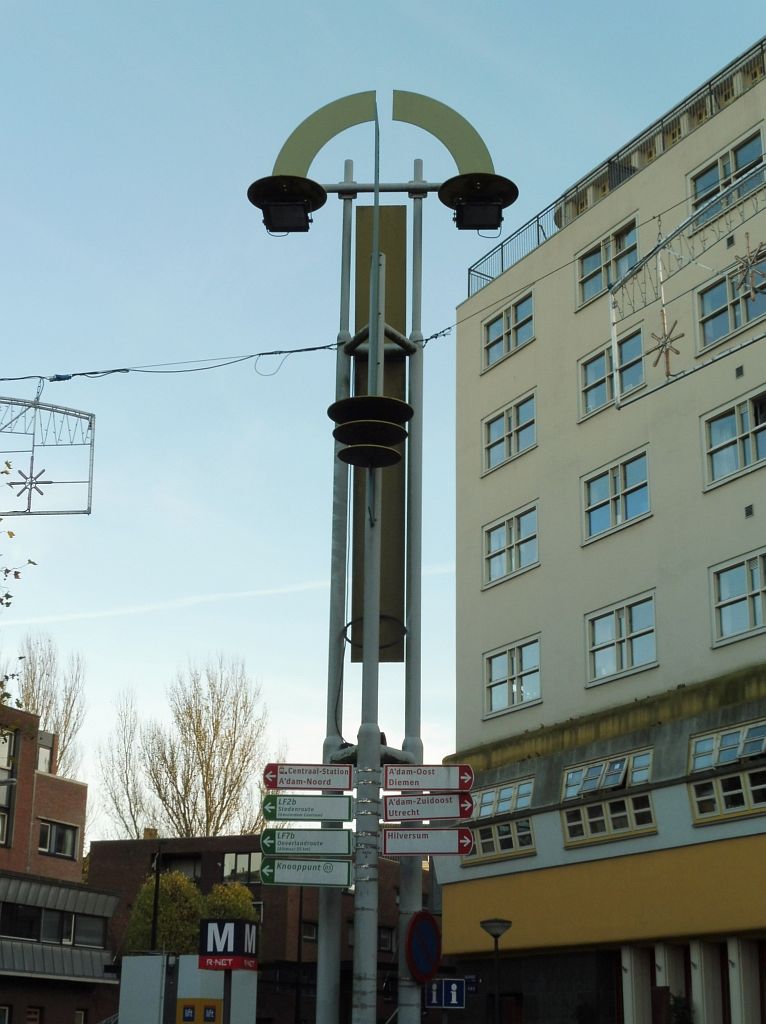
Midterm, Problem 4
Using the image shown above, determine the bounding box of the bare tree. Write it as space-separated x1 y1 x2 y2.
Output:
15 633 86 778
99 656 274 838
98 690 152 839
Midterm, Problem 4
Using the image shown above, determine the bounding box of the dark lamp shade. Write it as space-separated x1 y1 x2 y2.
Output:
261 201 311 233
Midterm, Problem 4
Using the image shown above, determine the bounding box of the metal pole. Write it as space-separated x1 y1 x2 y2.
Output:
493 936 501 1024
351 107 384 1024
352 254 385 1024
316 158 355 1024
150 841 162 952
399 158 426 1024
295 886 304 1024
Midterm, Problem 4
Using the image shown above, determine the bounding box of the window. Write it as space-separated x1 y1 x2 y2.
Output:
0 730 13 770
223 851 261 884
73 915 106 949
483 393 536 471
578 221 638 304
0 1008 8 1024
0 765 11 844
690 764 766 822
704 390 766 482
468 818 535 859
697 259 766 348
583 451 649 539
561 750 654 844
483 506 538 585
378 926 395 952
465 779 535 861
711 548 765 642
483 293 534 367
587 594 656 683
41 909 74 944
302 921 317 942
563 794 654 844
563 750 652 799
163 855 201 879
485 637 540 715
692 132 764 225
580 330 644 416
690 720 766 771
0 901 42 940
473 779 534 818
38 820 77 859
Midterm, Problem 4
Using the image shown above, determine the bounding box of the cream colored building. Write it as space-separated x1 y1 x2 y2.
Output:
439 36 766 1024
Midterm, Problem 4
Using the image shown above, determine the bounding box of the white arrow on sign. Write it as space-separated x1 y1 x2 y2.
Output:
384 764 474 792
381 827 474 856
383 793 474 821
260 828 353 857
262 762 353 791
260 856 352 888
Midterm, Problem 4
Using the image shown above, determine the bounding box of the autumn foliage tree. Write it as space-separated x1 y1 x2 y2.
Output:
99 656 274 838
123 873 256 954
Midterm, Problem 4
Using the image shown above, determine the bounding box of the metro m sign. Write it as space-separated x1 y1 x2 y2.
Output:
198 919 259 972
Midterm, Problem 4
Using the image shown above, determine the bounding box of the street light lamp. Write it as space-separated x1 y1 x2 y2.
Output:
481 918 512 1024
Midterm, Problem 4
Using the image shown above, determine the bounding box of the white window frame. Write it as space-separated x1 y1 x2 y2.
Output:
482 504 538 587
0 810 6 845
482 392 536 472
38 819 78 859
702 388 766 485
710 547 766 645
586 593 657 685
484 635 541 717
563 793 655 845
482 293 534 369
690 719 766 771
472 779 534 818
562 749 653 800
690 130 764 227
577 220 638 306
0 730 13 770
0 1008 9 1024
578 328 644 418
582 449 650 542
696 257 766 351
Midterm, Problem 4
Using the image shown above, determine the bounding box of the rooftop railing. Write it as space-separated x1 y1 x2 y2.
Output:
468 36 766 297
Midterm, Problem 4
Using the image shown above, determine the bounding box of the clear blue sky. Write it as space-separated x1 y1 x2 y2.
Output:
1 2 764 838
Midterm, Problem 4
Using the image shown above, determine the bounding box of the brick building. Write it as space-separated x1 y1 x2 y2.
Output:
89 833 434 1024
0 705 120 1024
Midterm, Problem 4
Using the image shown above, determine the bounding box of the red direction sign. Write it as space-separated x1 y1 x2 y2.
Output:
262 763 353 791
381 827 474 856
384 764 474 792
383 793 474 822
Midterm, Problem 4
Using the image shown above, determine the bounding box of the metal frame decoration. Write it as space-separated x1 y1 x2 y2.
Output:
0 397 95 515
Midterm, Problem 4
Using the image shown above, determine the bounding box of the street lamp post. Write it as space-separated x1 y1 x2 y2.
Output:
480 918 512 1024
248 91 516 1024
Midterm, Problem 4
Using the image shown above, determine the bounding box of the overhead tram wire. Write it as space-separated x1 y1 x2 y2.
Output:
0 180 734 392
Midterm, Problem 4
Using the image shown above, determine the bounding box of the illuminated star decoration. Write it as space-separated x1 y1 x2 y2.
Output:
650 308 685 379
732 232 766 301
8 466 52 512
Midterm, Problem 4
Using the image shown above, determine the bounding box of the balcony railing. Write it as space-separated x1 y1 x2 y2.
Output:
468 36 766 297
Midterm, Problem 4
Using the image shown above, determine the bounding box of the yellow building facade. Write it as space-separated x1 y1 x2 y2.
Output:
440 36 766 1024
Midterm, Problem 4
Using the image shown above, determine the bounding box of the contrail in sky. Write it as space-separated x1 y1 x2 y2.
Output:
1 564 454 627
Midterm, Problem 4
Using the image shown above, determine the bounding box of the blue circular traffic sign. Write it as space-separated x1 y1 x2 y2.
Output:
405 910 441 984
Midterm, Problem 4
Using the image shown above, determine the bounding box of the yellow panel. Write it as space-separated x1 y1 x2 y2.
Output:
443 834 766 954
176 997 223 1024
350 206 407 662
